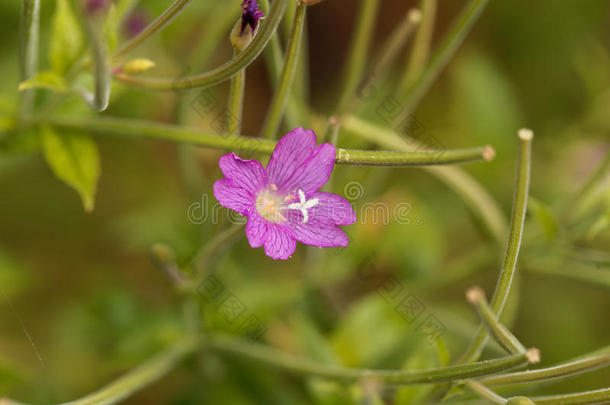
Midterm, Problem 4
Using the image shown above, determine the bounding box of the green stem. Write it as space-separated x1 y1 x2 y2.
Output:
18 0 41 120
227 50 246 136
464 379 505 404
466 287 527 355
345 8 421 115
113 0 193 59
342 114 507 244
531 388 610 405
480 348 610 386
399 0 437 92
115 0 287 91
337 0 380 112
71 0 111 112
261 2 307 139
397 0 489 115
209 334 532 384
187 224 246 292
458 129 533 364
49 116 493 167
2 337 199 405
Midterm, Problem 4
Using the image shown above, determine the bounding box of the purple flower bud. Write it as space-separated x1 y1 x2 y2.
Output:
124 10 150 38
240 0 264 36
86 0 108 14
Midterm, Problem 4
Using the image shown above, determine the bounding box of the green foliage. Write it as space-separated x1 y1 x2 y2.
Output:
50 0 83 75
41 126 100 212
17 70 68 93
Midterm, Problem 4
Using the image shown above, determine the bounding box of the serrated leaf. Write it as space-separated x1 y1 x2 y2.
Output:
50 0 84 75
41 126 101 212
18 71 68 93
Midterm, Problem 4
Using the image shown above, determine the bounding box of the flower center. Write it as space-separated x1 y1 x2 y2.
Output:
255 186 288 224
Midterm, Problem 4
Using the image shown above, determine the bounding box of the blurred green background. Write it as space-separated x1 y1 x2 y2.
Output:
1 0 609 404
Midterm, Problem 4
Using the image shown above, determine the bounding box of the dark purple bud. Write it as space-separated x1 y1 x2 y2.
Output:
241 0 264 35
124 10 150 38
86 0 109 14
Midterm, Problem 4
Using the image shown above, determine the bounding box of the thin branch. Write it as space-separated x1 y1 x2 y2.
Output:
480 348 610 386
466 287 527 355
49 116 494 167
115 0 287 91
261 2 307 139
114 0 194 59
531 388 610 405
209 333 534 385
464 379 506 404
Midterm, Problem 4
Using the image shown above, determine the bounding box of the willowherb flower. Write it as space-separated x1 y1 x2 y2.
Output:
214 128 357 260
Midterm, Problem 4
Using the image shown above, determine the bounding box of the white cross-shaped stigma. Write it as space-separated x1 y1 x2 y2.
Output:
287 189 319 223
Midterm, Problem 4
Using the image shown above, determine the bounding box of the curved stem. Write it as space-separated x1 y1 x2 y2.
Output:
457 129 533 364
466 287 526 355
49 116 494 167
2 337 199 405
71 0 111 112
18 0 41 120
531 388 610 405
337 0 380 112
113 0 194 59
227 50 246 136
397 0 489 115
261 2 307 139
209 333 532 384
480 349 610 386
115 0 287 91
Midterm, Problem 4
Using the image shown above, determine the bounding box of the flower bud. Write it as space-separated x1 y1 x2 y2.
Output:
230 0 264 51
122 58 156 74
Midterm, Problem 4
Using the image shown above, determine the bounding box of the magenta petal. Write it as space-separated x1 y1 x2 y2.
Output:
267 128 318 190
219 153 267 195
290 222 349 248
263 225 297 260
213 178 253 215
281 143 336 194
246 211 267 248
309 192 356 226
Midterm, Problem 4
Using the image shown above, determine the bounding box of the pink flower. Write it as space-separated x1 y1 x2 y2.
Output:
213 128 357 260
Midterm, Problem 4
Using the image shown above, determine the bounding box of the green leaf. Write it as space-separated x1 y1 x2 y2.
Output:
41 126 101 212
18 71 69 93
50 0 84 75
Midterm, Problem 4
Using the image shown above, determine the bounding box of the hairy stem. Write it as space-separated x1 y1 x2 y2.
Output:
209 334 533 384
261 2 307 139
466 287 527 355
480 348 610 386
227 51 246 136
49 116 494 167
342 114 507 244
